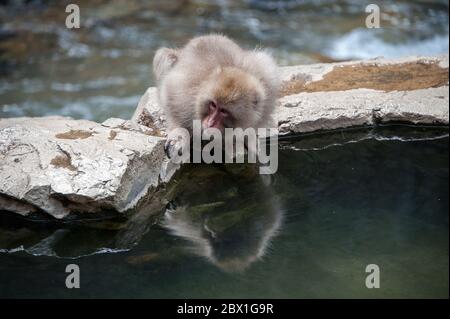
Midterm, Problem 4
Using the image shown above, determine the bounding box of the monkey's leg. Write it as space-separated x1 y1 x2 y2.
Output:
152 48 179 81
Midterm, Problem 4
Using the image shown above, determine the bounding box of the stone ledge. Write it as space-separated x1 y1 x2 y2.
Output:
276 86 449 134
1 55 448 219
132 55 449 134
0 116 168 218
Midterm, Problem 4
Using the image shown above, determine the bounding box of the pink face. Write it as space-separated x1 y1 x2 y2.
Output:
201 101 230 131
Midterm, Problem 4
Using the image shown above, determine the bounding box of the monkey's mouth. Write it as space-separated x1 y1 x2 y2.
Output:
202 101 228 131
202 115 224 130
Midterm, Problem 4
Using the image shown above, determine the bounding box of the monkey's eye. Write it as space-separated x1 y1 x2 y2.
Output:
209 101 217 111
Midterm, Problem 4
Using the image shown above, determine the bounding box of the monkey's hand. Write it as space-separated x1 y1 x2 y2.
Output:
164 130 189 160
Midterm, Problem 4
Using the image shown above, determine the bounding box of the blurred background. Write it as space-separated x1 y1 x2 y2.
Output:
0 0 448 122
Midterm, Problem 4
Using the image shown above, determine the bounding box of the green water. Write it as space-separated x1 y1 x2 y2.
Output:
0 126 448 298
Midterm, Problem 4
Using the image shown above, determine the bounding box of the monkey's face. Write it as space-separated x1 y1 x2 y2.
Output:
197 67 266 132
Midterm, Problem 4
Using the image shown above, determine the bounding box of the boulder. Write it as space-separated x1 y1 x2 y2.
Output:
0 116 168 218
1 55 448 219
132 55 449 135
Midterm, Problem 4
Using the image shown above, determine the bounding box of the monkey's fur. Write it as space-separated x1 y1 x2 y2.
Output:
153 34 280 158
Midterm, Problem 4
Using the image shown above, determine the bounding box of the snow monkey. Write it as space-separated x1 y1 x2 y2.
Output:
152 34 280 158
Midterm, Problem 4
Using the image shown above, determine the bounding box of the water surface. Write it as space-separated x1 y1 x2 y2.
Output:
0 126 448 298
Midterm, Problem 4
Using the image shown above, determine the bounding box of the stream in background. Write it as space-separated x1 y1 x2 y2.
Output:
0 0 449 121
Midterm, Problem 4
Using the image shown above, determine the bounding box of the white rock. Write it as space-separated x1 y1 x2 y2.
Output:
131 55 449 134
1 55 448 219
275 87 449 134
0 117 166 218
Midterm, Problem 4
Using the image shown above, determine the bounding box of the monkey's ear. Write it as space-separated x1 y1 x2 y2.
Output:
153 48 179 81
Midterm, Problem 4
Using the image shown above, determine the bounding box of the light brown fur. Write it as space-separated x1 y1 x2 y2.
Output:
153 34 280 157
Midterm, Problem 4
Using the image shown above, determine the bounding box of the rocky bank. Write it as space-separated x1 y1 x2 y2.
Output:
1 55 448 219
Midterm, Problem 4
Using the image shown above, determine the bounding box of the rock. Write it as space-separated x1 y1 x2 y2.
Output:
275 86 449 134
1 55 448 220
0 116 166 219
131 87 167 136
132 55 449 134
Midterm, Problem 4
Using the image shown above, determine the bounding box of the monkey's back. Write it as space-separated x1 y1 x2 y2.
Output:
160 35 245 129
175 35 244 87
158 34 279 131
181 35 242 66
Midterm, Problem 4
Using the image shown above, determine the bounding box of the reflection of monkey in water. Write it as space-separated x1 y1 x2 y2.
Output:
161 165 283 272
153 34 280 158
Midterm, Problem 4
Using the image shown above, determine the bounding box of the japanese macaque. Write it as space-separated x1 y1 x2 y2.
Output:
153 34 280 158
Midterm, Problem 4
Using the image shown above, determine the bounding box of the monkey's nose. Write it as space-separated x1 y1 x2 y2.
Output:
209 101 217 111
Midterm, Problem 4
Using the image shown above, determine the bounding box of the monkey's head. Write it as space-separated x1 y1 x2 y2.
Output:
196 66 266 132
